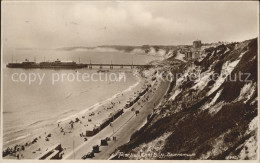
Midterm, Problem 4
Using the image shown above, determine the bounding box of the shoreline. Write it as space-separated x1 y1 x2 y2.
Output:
64 69 170 159
2 69 150 159
2 69 139 146
56 78 141 124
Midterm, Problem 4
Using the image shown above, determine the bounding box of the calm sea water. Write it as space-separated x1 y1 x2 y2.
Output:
3 48 161 145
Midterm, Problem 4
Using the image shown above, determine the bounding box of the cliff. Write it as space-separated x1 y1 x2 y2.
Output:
112 38 258 160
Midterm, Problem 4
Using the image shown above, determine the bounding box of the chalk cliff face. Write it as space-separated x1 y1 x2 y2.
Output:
113 38 258 160
56 45 180 58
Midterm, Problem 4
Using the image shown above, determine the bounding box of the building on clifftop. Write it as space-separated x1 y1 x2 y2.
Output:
193 40 202 48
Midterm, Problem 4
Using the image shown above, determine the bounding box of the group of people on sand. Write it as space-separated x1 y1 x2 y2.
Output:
57 117 83 135
79 132 88 141
3 133 47 159
103 96 123 112
5 80 160 159
3 145 25 158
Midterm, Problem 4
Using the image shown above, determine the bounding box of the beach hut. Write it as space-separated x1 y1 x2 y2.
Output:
82 151 94 159
101 139 108 146
92 145 99 153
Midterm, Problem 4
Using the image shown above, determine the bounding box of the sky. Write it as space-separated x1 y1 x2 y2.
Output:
2 1 259 48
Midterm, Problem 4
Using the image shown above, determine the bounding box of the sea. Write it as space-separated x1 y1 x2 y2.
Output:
2 48 161 146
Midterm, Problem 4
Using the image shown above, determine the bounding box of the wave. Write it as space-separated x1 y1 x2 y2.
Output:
56 80 141 123
28 120 44 127
4 120 42 138
4 133 32 145
4 121 55 146
58 109 79 117
3 76 142 139
4 128 27 136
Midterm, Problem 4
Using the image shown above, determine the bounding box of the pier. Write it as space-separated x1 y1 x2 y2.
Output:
6 59 154 69
82 63 153 69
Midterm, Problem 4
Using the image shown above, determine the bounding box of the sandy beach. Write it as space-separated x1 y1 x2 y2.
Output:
65 76 170 159
3 68 165 159
2 1 258 161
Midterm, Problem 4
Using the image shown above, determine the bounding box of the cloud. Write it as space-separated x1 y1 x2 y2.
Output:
2 1 258 49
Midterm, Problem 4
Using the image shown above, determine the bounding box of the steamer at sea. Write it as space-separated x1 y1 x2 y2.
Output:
7 59 84 69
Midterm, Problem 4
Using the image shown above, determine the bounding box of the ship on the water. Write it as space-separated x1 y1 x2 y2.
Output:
6 59 85 69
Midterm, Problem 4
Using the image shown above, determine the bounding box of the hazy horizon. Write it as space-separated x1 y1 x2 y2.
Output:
2 1 259 49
